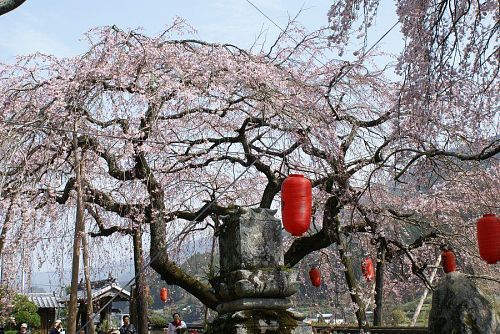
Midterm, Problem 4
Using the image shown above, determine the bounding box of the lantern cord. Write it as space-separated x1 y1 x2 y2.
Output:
278 142 289 177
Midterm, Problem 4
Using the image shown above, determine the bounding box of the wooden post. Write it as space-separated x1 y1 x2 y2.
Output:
129 287 138 331
373 239 386 325
68 122 85 334
133 227 148 334
82 234 95 334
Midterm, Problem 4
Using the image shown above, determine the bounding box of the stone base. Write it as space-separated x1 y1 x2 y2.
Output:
216 298 292 314
213 268 299 300
226 324 312 334
208 309 311 334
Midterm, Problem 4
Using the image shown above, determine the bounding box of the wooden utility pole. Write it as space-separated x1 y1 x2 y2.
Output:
68 122 85 334
373 239 386 326
82 233 95 334
132 227 148 334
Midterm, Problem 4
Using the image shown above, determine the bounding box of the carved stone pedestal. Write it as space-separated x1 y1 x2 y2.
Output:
208 208 311 334
209 309 311 334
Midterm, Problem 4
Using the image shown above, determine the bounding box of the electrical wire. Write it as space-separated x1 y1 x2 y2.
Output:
243 0 399 81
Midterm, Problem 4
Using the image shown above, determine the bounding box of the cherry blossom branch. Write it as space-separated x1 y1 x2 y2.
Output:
465 274 500 285
134 110 220 309
86 205 133 237
394 141 500 181
79 109 130 134
55 175 145 227
285 196 341 267
386 238 438 290
249 139 302 158
0 196 15 256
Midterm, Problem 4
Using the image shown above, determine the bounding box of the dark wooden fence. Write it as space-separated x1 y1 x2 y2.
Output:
184 324 428 333
313 326 428 333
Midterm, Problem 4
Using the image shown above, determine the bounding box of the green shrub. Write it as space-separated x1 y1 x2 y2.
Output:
389 308 409 326
148 313 168 328
98 319 111 332
10 295 41 329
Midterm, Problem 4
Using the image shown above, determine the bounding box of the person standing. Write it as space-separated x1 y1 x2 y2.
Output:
166 313 187 334
19 323 30 334
50 320 63 334
119 315 136 334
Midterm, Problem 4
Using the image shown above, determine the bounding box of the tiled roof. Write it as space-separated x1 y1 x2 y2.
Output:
77 277 116 291
27 293 61 309
61 283 131 302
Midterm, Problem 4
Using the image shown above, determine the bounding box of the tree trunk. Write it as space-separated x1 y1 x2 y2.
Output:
337 242 369 329
68 125 85 334
0 196 15 257
411 256 440 326
76 303 82 332
0 196 15 284
82 234 95 334
129 289 138 331
204 226 218 324
373 240 386 326
133 227 148 334
334 223 368 330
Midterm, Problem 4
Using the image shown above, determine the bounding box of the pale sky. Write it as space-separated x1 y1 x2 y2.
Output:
0 0 402 64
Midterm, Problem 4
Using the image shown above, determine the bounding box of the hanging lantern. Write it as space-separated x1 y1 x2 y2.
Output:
441 249 456 273
476 213 499 264
160 287 168 303
281 174 312 236
361 257 375 282
309 267 321 287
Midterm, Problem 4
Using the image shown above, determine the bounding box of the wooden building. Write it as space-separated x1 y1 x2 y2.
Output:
61 276 131 332
27 293 61 334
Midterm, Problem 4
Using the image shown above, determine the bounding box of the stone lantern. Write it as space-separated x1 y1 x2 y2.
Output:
209 207 311 333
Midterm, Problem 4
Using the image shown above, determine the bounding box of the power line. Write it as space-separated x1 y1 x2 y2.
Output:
243 0 399 80
244 0 288 34
243 0 337 67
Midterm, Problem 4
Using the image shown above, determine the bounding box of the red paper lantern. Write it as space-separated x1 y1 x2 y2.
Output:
361 257 375 282
309 267 321 287
160 287 168 303
281 174 312 236
441 250 457 273
476 213 499 264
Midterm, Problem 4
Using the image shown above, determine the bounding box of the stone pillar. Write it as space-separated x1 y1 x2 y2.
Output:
209 208 311 334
